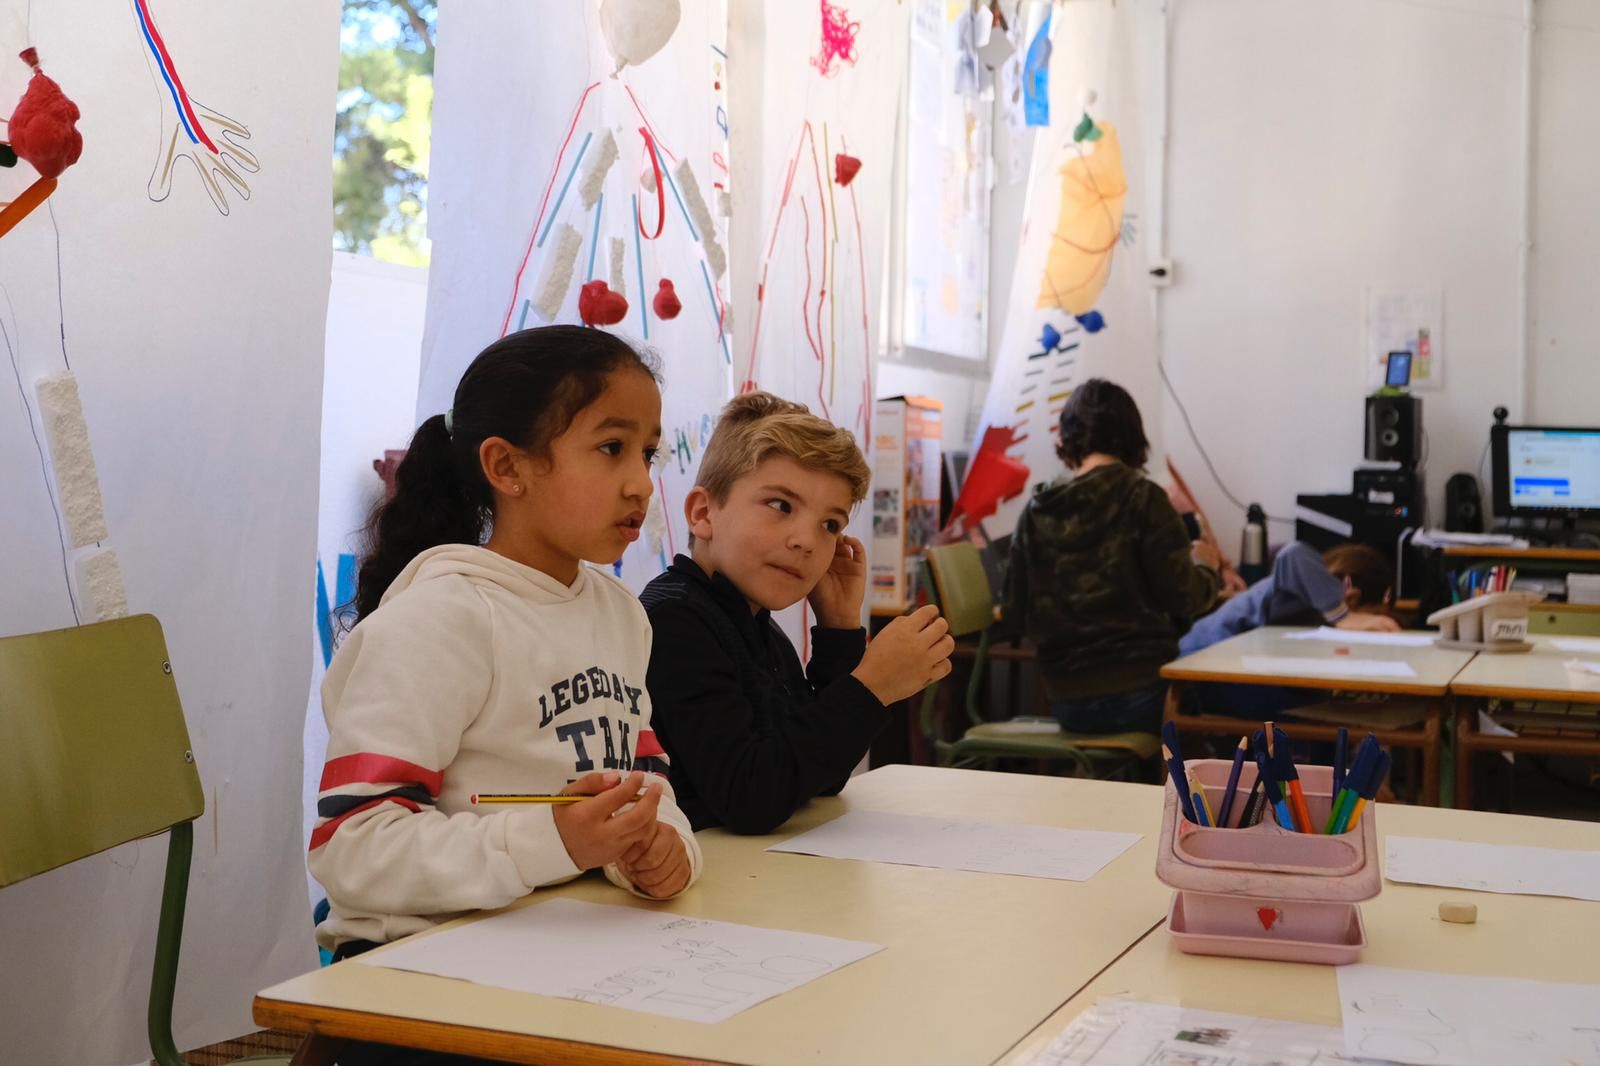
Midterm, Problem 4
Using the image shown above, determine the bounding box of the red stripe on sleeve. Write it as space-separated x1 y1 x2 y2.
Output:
308 796 422 852
635 730 666 759
319 753 445 797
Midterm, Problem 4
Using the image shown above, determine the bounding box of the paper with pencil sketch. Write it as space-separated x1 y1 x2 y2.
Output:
1337 964 1600 1065
1385 836 1600 902
357 898 882 1024
1285 626 1437 647
768 810 1140 882
1026 996 1382 1065
1241 655 1418 679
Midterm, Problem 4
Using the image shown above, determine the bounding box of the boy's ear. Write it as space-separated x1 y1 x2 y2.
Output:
684 486 715 542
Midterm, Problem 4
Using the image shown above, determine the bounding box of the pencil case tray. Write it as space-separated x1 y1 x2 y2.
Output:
1167 890 1367 966
1156 758 1381 964
1156 759 1381 902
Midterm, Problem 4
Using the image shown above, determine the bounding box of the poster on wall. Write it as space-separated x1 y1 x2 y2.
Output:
1365 285 1443 391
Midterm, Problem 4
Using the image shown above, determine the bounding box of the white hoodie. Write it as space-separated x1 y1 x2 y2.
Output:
310 544 703 949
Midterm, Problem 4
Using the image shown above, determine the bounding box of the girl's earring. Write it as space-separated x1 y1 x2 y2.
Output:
513 484 524 495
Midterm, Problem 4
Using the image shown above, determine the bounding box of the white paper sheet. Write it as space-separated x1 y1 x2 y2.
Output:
1385 836 1600 902
1241 656 1419 679
359 898 882 1024
1337 964 1600 1065
1551 637 1600 653
1563 659 1600 679
1285 627 1438 647
1028 996 1383 1065
767 810 1140 882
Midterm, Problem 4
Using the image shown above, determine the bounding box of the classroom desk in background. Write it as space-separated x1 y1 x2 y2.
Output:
999 800 1600 1063
1450 637 1600 810
1161 627 1475 806
255 765 1172 1066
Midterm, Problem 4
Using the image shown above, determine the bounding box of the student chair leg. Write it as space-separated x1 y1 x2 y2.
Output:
150 820 195 1066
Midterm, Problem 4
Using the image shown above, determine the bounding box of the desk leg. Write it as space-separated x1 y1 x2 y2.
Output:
1422 704 1442 807
1454 699 1476 811
290 1036 346 1066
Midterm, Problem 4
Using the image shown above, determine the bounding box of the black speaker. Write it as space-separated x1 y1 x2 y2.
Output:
1365 394 1422 467
1445 472 1484 533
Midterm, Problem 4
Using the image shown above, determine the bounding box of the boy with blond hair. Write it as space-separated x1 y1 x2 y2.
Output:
640 392 954 833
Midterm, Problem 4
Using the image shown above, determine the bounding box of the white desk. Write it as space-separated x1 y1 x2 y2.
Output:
999 801 1600 1063
257 765 1172 1066
1450 637 1600 808
1162 627 1477 804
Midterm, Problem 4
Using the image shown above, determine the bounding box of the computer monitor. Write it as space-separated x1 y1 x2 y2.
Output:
1491 425 1600 518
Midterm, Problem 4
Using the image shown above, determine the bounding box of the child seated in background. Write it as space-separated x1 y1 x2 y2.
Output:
1006 378 1221 736
1179 542 1398 656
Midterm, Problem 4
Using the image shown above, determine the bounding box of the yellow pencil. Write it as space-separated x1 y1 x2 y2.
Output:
1347 796 1369 829
1186 770 1217 828
470 793 584 805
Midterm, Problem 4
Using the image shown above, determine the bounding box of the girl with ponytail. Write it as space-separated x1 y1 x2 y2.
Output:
310 327 702 1032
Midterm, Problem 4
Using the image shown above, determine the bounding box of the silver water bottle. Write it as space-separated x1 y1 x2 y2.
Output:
1239 503 1268 584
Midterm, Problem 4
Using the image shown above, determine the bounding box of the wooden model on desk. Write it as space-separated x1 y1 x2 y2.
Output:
1427 590 1544 653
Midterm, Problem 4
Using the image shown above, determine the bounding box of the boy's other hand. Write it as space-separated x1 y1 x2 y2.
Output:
1336 611 1401 633
617 820 693 898
852 603 956 705
1192 541 1222 570
809 534 868 629
552 771 661 871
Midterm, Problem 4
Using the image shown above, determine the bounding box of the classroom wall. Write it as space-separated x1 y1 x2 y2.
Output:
1157 0 1527 552
302 254 427 896
1527 0 1600 426
0 1 337 1060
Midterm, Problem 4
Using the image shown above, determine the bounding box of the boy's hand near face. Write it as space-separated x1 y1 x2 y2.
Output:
808 535 868 629
851 603 956 705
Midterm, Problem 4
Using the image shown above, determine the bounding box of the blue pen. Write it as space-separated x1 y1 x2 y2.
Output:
1328 737 1379 834
1216 735 1249 829
1253 751 1292 830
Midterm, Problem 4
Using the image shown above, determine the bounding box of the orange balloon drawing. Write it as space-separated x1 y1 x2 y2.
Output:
1036 121 1125 317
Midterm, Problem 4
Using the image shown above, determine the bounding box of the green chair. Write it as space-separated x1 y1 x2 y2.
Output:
916 542 1161 778
0 615 294 1066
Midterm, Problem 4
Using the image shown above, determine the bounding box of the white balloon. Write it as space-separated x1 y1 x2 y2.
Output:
599 0 682 76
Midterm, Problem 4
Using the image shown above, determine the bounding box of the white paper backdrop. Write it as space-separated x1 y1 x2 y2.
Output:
0 0 335 1060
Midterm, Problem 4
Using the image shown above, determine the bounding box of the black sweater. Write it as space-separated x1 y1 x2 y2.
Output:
639 555 887 834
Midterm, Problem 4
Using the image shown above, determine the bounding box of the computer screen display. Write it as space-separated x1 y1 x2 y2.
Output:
1492 426 1600 515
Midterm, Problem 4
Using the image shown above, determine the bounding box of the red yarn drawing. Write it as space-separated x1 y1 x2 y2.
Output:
811 0 861 77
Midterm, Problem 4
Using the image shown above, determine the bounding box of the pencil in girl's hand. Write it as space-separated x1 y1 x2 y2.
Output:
1216 735 1249 829
470 793 585 804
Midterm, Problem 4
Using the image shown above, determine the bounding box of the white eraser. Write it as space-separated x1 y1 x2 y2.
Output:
1438 901 1477 924
36 370 110 547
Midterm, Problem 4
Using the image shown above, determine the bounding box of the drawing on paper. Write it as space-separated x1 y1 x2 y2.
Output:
132 0 260 215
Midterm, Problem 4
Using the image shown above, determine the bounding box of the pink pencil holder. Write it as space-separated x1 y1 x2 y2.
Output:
1155 758 1381 965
